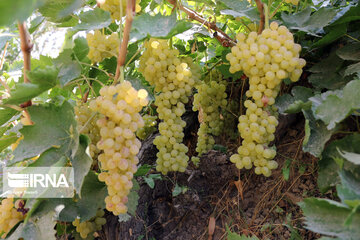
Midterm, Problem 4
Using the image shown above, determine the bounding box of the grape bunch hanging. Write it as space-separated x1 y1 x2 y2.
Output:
139 39 197 174
89 81 148 215
226 22 306 177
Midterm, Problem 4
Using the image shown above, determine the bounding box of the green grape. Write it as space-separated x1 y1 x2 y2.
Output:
193 70 227 156
139 39 198 174
75 102 101 164
99 0 141 21
86 30 120 63
72 209 106 239
89 81 148 215
226 23 306 177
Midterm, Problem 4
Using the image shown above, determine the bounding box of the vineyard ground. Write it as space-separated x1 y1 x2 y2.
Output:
100 114 331 240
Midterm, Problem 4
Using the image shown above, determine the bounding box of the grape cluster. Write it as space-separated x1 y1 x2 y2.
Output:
193 70 227 155
72 209 106 239
226 22 305 176
75 102 101 160
99 0 141 21
89 81 148 215
136 114 157 140
139 39 197 174
285 0 299 5
86 30 120 63
0 198 25 239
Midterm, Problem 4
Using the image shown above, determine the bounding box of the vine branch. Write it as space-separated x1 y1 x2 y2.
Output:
115 0 135 81
255 0 265 34
167 0 236 47
18 22 33 108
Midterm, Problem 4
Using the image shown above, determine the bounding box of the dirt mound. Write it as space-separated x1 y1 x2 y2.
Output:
100 116 324 240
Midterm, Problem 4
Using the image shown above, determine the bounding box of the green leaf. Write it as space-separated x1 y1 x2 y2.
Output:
71 135 93 195
73 37 89 61
344 62 360 77
302 110 337 158
299 198 360 239
338 149 360 165
143 174 162 189
281 7 338 36
8 211 56 240
127 180 140 216
0 107 18 126
318 134 360 192
276 87 314 114
130 13 193 42
311 80 360 130
337 43 360 61
29 16 45 34
0 132 18 152
134 164 152 177
0 33 15 49
3 66 58 105
77 171 107 221
39 0 82 22
308 52 345 90
220 9 259 22
337 170 360 204
0 0 44 27
11 101 79 164
74 8 112 31
331 3 360 25
312 23 347 48
54 49 82 87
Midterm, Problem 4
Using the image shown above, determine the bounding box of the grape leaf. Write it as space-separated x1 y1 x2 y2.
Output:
344 62 360 77
127 180 140 216
308 52 345 90
39 0 82 23
130 13 193 42
312 23 347 48
281 7 338 36
11 101 79 165
0 0 44 27
337 170 360 204
302 110 337 158
73 37 89 61
276 87 314 114
299 198 360 239
3 66 58 105
318 134 360 192
54 49 82 87
77 171 107 221
29 16 45 34
71 135 93 195
311 80 360 130
74 8 112 31
8 211 56 240
0 107 18 126
338 149 360 165
336 43 360 61
0 132 18 152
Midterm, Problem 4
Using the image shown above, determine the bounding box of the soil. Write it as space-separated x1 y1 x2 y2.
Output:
100 112 327 240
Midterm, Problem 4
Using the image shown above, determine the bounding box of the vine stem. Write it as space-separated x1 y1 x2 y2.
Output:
270 0 285 19
167 0 236 47
264 4 270 29
18 22 33 108
114 0 135 82
255 0 265 34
